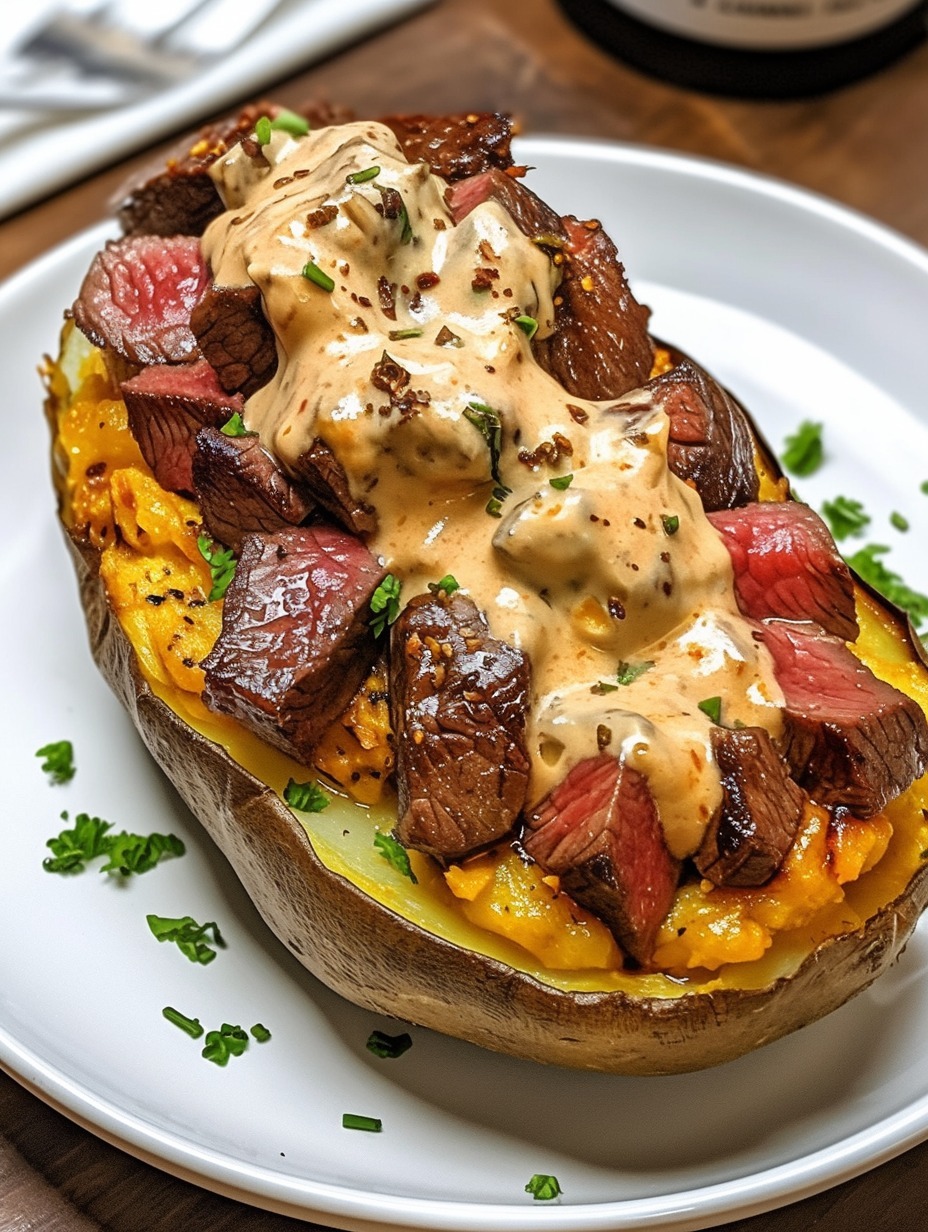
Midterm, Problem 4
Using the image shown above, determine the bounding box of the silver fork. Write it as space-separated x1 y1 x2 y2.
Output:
0 0 285 112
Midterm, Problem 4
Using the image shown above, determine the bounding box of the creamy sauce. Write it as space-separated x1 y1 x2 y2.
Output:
203 120 784 858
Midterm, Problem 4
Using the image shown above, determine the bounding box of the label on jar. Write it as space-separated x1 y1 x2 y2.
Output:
607 0 921 49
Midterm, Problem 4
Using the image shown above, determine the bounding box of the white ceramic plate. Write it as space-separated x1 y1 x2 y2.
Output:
2 136 928 1232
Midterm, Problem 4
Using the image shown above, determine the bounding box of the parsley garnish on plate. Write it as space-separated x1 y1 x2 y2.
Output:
845 544 928 627
43 813 184 875
525 1174 562 1201
36 740 75 784
820 495 870 541
147 914 225 965
781 420 824 477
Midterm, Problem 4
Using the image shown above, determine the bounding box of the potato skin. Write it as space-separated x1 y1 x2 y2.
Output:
63 528 928 1075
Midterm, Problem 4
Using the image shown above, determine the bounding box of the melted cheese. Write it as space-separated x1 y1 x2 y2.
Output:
202 121 784 858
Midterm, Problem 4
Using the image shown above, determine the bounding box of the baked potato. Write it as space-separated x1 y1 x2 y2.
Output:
45 103 928 1075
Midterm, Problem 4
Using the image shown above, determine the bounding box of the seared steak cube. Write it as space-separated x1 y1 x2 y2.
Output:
190 283 278 398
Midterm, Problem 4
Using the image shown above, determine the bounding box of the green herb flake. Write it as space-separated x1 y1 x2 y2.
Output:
590 680 619 695
525 1174 562 1201
427 574 460 596
162 1006 204 1039
220 411 257 438
147 914 225 965
661 514 680 536
284 777 330 813
197 534 236 602
514 314 538 339
549 474 573 491
370 573 402 637
374 832 418 884
616 660 653 686
820 495 870 541
781 420 825 477
388 327 424 340
921 480 928 496
346 165 380 184
36 740 75 785
486 484 511 518
254 115 272 145
698 696 722 725
43 813 112 874
101 831 185 877
202 1023 249 1067
301 260 335 292
845 544 928 627
890 511 910 533
270 109 310 137
366 1029 413 1059
463 400 505 484
250 1023 272 1043
343 1113 382 1132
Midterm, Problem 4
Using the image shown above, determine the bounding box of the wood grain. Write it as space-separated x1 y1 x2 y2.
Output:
4 0 928 1226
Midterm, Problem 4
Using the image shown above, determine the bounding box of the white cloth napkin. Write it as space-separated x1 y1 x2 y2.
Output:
0 0 432 222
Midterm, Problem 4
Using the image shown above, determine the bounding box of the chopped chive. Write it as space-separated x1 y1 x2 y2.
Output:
220 411 257 438
254 115 272 145
525 1174 562 1201
514 314 538 339
301 261 335 292
197 534 236 601
270 109 309 137
661 514 680 535
163 1006 204 1039
427 574 460 596
343 1113 382 1132
781 420 824 477
284 778 330 813
549 473 573 491
388 327 424 340
616 660 653 686
366 1029 412 1058
346 165 380 184
890 511 910 532
921 480 928 495
698 696 722 725
250 1023 272 1043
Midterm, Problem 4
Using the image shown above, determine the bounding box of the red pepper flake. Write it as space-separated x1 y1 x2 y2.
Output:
416 271 440 290
472 267 499 292
306 204 338 229
567 404 589 425
608 597 626 620
377 276 397 321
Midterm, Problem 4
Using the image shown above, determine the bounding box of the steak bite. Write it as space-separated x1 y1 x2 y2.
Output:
532 216 654 400
390 591 531 863
121 360 242 496
708 502 858 642
193 426 317 551
114 99 354 237
524 756 679 965
760 619 928 817
381 112 514 181
189 283 278 398
294 437 378 537
639 359 760 511
201 526 386 763
445 167 565 241
695 726 806 887
71 234 210 368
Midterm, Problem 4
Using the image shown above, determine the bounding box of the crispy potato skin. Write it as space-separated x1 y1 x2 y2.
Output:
64 528 928 1074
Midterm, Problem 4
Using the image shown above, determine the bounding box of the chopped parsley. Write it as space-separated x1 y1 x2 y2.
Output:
36 740 75 785
698 696 722 725
301 260 335 292
284 778 330 813
197 534 236 602
549 474 573 491
514 314 538 339
616 659 653 686
890 511 910 532
370 573 402 637
366 1029 412 1059
202 1023 249 1067
781 420 824 476
820 495 870 541
845 544 928 627
661 514 680 536
343 1113 382 1132
43 814 184 875
346 165 380 184
219 411 257 438
427 574 460 596
374 832 417 883
525 1174 562 1201
163 1006 204 1039
147 914 225 965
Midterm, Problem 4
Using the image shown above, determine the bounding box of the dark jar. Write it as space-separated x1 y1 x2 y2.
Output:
557 0 928 98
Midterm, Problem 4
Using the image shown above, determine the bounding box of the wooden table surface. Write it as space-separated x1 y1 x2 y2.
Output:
3 0 928 1227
